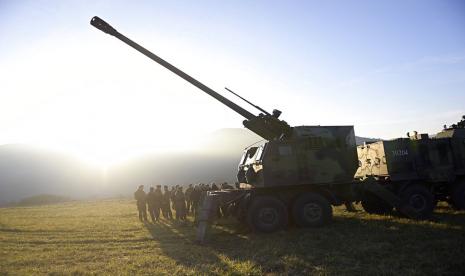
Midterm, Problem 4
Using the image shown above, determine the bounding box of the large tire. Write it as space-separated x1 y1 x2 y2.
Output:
361 192 393 215
400 185 434 219
451 181 465 210
292 193 333 227
246 196 288 233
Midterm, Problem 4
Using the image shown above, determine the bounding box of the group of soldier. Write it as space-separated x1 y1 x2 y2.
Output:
134 182 234 223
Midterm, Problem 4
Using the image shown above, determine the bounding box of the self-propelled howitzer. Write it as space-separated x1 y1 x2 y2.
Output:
91 17 425 238
90 16 291 141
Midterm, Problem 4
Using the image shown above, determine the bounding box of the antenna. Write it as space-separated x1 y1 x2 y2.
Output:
225 87 271 116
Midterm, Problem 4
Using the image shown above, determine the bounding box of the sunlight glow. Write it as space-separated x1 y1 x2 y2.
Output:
0 32 250 166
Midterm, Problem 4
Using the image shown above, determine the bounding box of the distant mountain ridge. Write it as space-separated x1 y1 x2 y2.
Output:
355 136 381 145
0 128 380 205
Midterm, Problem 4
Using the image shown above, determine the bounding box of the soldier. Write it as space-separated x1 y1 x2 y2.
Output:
134 185 147 222
147 185 163 223
191 184 201 217
219 182 233 218
146 187 158 223
170 186 177 210
154 185 163 217
221 182 234 190
199 183 209 207
161 185 173 219
210 182 221 218
174 186 187 221
185 184 194 214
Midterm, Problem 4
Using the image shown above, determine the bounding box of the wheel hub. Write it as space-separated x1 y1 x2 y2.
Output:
303 203 322 222
409 194 427 212
258 207 278 225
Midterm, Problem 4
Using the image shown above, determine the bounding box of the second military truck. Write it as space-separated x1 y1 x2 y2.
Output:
356 119 465 214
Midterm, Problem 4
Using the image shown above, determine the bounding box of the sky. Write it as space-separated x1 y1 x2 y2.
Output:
0 0 464 165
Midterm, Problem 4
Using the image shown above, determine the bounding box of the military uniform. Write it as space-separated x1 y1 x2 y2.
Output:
174 188 187 220
134 186 147 221
161 186 173 219
170 186 177 206
191 185 201 217
210 183 221 218
185 184 194 213
219 182 234 218
147 186 163 222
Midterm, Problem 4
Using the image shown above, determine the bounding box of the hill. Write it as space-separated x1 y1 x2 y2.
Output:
15 194 72 206
0 145 101 206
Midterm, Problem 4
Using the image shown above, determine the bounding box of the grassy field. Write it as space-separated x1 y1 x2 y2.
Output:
1 200 464 275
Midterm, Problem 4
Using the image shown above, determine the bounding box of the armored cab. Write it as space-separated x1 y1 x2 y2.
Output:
238 126 358 187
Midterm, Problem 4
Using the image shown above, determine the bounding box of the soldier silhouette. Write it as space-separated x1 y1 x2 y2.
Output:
134 185 147 222
185 184 194 213
161 185 173 219
191 184 201 217
174 186 187 221
147 186 163 223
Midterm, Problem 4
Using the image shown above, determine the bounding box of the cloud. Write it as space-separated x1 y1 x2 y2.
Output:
336 53 465 89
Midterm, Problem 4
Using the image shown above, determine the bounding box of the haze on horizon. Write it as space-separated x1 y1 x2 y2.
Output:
1 0 464 166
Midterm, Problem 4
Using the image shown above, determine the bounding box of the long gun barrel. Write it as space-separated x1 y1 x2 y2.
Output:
90 16 292 140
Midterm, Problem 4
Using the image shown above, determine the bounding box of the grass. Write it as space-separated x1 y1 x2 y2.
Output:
0 200 464 275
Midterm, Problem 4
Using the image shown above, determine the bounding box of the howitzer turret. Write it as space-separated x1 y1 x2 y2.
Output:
90 16 291 141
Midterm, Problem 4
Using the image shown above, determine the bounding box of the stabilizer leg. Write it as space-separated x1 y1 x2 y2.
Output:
196 190 247 244
196 193 218 244
361 180 419 219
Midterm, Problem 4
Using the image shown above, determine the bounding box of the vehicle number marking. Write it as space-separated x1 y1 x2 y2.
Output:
392 149 408 156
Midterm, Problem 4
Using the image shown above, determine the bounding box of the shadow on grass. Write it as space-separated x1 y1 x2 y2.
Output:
143 219 250 272
143 208 465 275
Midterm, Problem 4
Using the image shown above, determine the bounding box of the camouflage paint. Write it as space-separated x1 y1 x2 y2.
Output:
356 125 465 182
238 126 359 187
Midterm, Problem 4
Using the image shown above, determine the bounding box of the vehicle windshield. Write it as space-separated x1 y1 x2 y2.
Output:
256 146 264 161
242 146 265 165
238 152 247 166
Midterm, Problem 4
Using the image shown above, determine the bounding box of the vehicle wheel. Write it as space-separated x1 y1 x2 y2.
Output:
361 192 393 215
451 181 465 210
292 193 332 227
400 185 434 219
246 196 288 233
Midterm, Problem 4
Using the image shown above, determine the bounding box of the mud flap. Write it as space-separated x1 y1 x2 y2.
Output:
361 179 419 219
